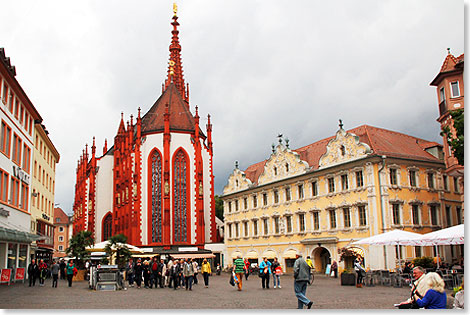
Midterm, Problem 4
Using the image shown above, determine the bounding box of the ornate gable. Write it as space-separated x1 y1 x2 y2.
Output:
223 163 253 195
319 126 371 168
257 141 309 186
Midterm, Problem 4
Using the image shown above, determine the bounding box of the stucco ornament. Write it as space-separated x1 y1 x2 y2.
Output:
223 165 253 195
258 142 309 186
319 127 371 168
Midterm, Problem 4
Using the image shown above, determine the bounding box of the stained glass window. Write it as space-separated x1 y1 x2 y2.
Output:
151 150 163 243
173 150 188 243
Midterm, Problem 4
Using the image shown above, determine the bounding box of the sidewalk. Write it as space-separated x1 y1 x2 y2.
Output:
0 273 427 309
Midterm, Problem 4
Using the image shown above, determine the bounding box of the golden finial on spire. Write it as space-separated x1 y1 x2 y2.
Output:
173 3 178 16
169 60 175 76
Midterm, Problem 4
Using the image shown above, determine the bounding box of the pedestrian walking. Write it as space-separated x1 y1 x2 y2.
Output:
51 260 60 288
183 259 195 290
143 260 151 288
125 258 135 287
38 259 47 287
331 260 338 278
293 254 313 309
259 257 272 289
201 258 211 288
66 260 76 287
216 264 221 275
272 257 282 288
233 255 245 291
167 259 174 288
354 256 365 288
150 257 159 288
27 259 39 287
134 258 143 289
59 259 66 280
160 259 167 288
192 259 199 285
170 260 181 290
244 258 250 280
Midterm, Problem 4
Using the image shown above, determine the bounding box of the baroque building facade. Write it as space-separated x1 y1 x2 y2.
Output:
72 9 218 255
222 124 463 272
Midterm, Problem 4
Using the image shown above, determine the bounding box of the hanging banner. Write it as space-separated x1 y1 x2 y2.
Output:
0 269 12 284
15 268 25 281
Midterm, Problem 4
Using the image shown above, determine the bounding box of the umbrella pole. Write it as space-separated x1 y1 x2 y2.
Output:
435 245 439 269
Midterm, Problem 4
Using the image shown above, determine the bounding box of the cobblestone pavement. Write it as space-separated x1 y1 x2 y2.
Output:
0 273 445 309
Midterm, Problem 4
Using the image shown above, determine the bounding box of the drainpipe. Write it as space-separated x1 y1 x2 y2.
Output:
377 155 387 269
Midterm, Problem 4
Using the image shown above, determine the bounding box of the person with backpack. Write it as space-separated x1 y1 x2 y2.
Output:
233 255 245 291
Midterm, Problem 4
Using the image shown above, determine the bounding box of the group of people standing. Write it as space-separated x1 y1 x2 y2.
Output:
27 258 77 288
232 256 284 291
125 257 212 290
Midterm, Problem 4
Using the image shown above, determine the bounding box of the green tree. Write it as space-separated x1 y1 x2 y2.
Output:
215 195 224 221
66 230 94 269
105 234 132 269
441 108 464 166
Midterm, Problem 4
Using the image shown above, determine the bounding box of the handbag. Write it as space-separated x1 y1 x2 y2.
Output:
229 273 235 286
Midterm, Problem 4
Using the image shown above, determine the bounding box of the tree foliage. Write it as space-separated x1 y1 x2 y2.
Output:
441 108 464 166
66 230 94 269
105 234 132 269
215 195 224 221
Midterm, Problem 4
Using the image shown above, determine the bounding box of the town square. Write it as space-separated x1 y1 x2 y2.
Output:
0 0 465 310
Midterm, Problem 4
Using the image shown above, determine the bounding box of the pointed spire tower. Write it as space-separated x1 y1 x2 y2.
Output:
163 3 189 103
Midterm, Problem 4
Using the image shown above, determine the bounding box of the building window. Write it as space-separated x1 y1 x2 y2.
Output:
412 204 420 225
59 226 64 232
328 177 335 193
228 223 232 238
274 190 279 204
235 222 239 238
274 217 280 234
450 81 460 98
21 183 28 210
415 246 422 258
341 174 349 190
102 213 112 241
12 133 22 165
358 205 367 226
443 175 448 191
286 216 292 233
298 213 305 232
58 245 64 251
392 204 401 225
9 177 20 207
273 166 277 176
0 169 8 202
253 195 257 208
439 87 445 103
263 193 268 206
454 177 459 193
445 206 452 227
285 163 289 173
235 200 239 211
244 197 248 210
253 220 258 236
343 207 351 228
58 236 64 242
285 187 291 202
263 218 269 235
329 210 336 229
312 212 320 230
0 121 11 157
427 173 435 189
228 201 232 213
311 181 318 196
430 205 439 226
244 221 249 237
456 207 462 225
409 170 417 187
149 149 163 243
298 184 304 199
173 149 189 243
356 171 363 187
390 168 398 186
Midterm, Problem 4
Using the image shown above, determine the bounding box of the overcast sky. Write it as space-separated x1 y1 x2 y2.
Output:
0 0 464 215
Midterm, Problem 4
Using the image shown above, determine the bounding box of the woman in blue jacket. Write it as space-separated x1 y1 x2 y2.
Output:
259 257 272 289
415 272 447 309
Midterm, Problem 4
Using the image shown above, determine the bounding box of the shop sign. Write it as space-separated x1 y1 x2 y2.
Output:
12 166 30 185
15 268 25 280
0 269 11 284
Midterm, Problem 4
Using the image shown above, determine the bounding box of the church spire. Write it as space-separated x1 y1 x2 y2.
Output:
163 3 189 103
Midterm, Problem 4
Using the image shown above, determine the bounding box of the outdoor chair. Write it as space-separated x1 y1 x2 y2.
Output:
364 271 375 287
379 270 391 286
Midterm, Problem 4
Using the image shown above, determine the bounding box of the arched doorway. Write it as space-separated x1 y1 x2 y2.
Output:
312 247 331 273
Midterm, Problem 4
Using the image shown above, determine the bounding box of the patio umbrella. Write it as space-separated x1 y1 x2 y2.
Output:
86 241 144 253
351 229 422 271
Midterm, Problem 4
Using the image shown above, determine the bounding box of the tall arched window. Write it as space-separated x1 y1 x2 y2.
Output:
102 213 112 241
149 149 163 244
173 149 189 243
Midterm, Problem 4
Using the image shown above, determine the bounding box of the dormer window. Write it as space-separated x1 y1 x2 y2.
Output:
285 163 289 173
236 179 239 187
450 81 460 98
340 145 346 156
274 167 277 176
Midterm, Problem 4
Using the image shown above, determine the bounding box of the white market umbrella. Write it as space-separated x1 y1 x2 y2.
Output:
352 229 422 271
412 224 464 246
86 241 144 254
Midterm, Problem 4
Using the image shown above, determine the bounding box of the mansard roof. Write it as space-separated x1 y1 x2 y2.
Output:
140 82 205 137
243 125 443 185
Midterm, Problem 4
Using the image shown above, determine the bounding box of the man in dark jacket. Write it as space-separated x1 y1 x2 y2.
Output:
28 259 39 287
59 259 66 280
293 254 313 309
170 261 181 290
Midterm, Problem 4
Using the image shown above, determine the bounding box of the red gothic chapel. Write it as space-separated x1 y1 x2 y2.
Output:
72 8 221 254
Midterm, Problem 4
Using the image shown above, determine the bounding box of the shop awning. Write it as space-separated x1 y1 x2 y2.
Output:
170 253 215 259
282 249 298 259
261 250 277 259
348 247 365 257
0 226 43 243
246 251 258 259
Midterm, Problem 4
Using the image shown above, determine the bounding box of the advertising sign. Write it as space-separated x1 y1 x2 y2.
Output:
0 269 12 284
15 268 25 281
